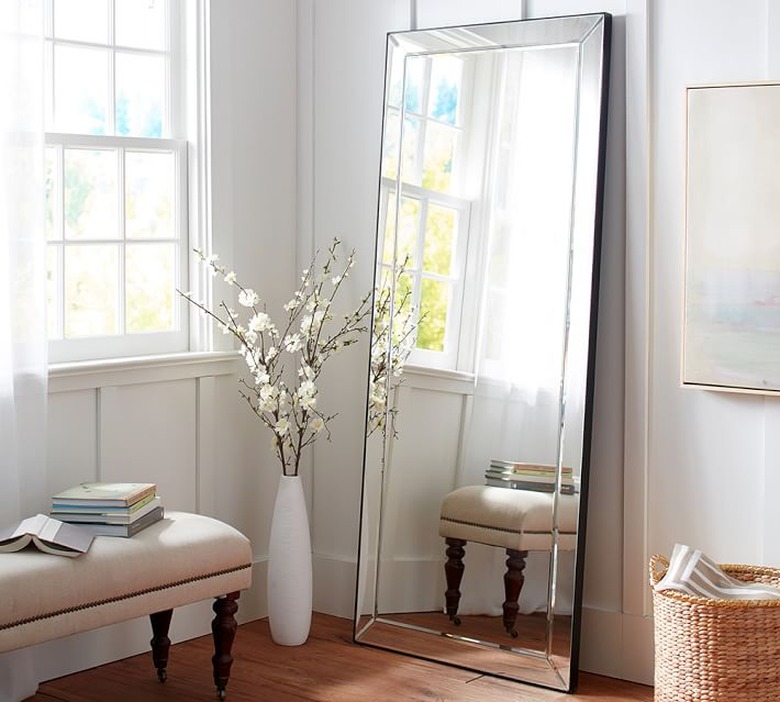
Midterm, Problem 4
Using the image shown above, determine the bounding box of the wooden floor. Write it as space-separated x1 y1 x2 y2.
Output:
30 614 653 701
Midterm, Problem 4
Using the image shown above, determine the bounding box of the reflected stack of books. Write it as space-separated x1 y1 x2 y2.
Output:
50 482 164 537
485 460 576 494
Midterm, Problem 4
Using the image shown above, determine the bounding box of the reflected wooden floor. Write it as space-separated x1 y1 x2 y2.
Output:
31 613 653 701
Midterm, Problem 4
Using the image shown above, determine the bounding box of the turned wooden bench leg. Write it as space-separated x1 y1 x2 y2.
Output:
212 591 240 700
444 538 466 626
502 549 528 638
149 608 174 682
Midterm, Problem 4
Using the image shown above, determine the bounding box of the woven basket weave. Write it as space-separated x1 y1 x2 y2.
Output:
650 554 780 702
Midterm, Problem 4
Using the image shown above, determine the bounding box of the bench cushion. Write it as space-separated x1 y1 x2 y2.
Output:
439 485 579 551
0 511 252 653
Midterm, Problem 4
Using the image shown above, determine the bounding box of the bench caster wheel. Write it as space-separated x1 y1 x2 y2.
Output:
157 669 167 683
217 689 226 700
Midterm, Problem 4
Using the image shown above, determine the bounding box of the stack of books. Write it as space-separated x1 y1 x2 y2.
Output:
485 460 576 494
50 482 164 537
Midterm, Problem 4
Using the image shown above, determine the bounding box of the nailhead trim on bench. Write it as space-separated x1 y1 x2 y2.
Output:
0 562 252 632
440 516 576 536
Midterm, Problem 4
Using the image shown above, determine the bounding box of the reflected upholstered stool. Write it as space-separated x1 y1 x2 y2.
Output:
0 511 252 700
438 485 578 637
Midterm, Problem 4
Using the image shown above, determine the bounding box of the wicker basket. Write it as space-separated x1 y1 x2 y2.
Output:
650 554 780 702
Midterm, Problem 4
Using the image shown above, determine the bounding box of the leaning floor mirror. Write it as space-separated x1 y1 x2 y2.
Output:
354 13 611 693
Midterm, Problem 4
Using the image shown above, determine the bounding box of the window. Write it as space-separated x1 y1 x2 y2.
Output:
378 51 472 370
44 0 189 363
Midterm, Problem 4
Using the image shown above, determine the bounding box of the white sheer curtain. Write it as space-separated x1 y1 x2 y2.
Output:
0 1 47 699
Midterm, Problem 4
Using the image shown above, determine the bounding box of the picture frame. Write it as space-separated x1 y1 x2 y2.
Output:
682 81 780 395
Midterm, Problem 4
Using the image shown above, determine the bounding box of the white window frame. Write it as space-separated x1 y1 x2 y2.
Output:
44 0 198 365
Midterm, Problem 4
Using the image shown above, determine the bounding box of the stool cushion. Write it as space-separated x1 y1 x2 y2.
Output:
439 485 579 551
0 511 252 653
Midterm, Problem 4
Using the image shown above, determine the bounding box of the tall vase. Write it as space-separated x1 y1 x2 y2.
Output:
267 474 312 646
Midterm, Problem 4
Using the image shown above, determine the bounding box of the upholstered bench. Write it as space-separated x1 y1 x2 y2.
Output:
0 511 252 699
438 486 578 637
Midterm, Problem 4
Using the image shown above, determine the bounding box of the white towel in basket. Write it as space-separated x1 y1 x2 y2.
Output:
654 543 780 600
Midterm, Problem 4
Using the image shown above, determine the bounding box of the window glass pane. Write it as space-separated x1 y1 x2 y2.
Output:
54 45 110 135
116 0 167 50
126 151 174 239
64 244 118 337
53 0 108 43
428 56 462 125
126 243 175 332
423 204 456 276
46 245 60 339
64 148 118 240
116 53 166 137
422 122 457 193
403 56 425 114
45 147 58 241
417 277 448 352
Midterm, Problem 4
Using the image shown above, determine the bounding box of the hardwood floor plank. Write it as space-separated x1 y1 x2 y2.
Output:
30 614 653 701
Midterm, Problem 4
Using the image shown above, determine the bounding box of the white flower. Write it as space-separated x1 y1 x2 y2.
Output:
249 312 271 332
267 346 278 360
299 380 316 397
238 289 259 307
331 275 342 285
299 394 317 410
284 298 300 311
300 315 314 334
254 370 270 385
275 418 290 436
310 416 325 433
224 271 237 285
207 253 220 264
218 322 231 335
284 333 303 352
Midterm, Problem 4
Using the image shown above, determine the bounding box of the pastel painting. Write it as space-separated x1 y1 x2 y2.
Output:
683 82 780 393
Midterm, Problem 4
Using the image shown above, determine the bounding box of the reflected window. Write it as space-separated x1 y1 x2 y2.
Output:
380 53 471 369
45 0 188 361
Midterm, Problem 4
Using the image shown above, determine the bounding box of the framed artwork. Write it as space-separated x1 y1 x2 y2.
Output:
683 82 780 394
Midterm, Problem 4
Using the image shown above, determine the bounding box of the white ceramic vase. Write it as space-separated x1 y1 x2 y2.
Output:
267 474 313 646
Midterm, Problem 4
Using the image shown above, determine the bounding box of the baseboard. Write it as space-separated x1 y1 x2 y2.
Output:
579 607 654 685
313 552 357 617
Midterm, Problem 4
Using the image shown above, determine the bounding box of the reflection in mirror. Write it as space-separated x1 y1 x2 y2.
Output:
355 13 611 692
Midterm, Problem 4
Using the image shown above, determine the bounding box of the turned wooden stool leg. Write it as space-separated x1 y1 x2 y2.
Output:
444 538 466 626
149 608 174 682
212 591 240 700
502 549 528 638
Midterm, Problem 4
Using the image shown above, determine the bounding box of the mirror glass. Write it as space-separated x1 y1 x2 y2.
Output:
354 13 611 692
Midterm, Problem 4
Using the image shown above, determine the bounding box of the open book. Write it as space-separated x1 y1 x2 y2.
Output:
0 514 94 557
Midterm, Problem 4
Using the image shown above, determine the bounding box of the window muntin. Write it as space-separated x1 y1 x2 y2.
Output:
45 0 188 363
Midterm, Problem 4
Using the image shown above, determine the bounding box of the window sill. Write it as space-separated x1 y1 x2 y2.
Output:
403 364 475 395
48 351 243 394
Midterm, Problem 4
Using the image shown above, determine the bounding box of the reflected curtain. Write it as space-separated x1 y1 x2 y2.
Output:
0 0 47 698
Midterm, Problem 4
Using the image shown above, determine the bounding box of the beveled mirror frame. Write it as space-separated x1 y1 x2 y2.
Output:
354 12 611 693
